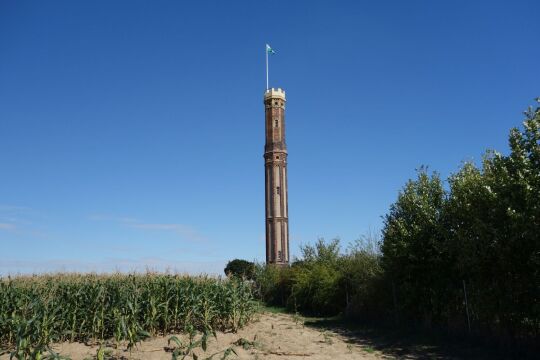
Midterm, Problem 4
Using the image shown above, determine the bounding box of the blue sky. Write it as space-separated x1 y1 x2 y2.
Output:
1 1 538 275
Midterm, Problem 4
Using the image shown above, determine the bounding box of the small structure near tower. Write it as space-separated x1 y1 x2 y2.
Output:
264 88 289 265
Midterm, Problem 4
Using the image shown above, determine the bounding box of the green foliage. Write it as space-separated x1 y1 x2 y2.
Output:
340 235 387 320
254 99 539 345
253 263 291 306
167 332 211 360
0 273 257 357
254 236 383 318
289 239 344 315
166 333 239 360
381 99 540 338
224 259 255 280
381 168 450 323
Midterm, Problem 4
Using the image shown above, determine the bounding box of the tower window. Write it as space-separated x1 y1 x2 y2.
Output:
274 101 278 105
276 186 280 195
274 119 279 127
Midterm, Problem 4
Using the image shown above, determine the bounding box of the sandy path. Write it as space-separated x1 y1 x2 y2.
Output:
1 312 385 360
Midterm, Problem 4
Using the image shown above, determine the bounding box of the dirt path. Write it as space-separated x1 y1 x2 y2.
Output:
19 312 386 360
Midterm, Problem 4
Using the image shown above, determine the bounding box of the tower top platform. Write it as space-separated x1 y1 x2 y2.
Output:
264 88 286 101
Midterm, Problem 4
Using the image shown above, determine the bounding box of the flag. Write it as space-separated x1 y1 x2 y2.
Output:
266 44 276 55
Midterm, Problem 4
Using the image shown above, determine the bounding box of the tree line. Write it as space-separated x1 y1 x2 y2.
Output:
227 98 539 348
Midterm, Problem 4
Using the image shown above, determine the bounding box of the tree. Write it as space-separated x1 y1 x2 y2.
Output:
381 168 449 324
380 98 540 336
447 100 540 336
224 259 255 280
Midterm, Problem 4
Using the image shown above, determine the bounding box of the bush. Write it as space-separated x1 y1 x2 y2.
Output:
253 263 292 306
253 237 383 317
340 235 387 321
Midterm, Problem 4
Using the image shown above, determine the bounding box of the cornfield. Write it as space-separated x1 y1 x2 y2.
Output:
0 273 257 357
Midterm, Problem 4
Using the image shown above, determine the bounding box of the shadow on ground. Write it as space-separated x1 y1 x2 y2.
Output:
303 317 527 360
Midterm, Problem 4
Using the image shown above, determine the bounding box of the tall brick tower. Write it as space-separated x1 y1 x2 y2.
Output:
264 88 289 265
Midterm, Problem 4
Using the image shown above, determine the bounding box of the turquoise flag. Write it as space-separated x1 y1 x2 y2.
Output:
266 44 276 55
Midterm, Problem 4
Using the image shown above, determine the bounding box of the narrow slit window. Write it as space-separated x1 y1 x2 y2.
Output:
274 119 279 127
276 186 280 195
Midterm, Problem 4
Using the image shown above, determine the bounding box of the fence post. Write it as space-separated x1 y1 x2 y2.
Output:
463 279 471 334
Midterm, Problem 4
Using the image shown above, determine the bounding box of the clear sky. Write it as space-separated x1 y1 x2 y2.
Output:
1 1 538 275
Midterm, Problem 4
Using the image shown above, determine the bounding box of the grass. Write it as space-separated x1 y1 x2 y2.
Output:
362 345 375 353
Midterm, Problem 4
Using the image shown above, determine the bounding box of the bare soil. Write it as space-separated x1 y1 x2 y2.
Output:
3 311 493 359
1 312 388 360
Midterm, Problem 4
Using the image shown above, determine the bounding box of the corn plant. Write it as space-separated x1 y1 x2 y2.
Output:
0 273 257 357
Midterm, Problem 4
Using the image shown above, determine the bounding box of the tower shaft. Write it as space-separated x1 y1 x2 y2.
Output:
264 88 289 265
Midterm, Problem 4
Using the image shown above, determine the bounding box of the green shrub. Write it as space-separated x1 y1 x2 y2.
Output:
287 239 343 315
253 263 292 306
253 237 383 317
340 236 387 321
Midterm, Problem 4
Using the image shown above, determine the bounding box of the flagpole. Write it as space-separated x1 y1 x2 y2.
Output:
266 44 269 90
